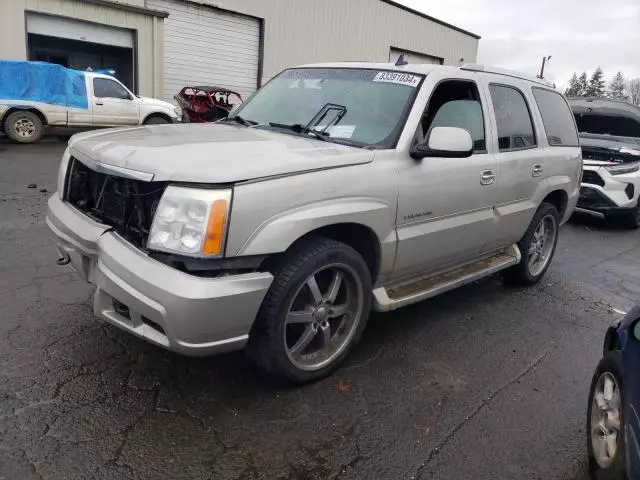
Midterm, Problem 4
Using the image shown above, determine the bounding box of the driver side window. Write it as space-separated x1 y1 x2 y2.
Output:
93 78 131 100
420 80 486 152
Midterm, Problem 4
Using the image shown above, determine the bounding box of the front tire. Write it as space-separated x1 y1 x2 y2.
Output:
143 115 171 125
4 111 44 143
587 352 626 480
504 202 559 285
246 238 372 383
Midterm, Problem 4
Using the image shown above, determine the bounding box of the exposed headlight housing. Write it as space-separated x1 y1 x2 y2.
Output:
58 148 71 198
148 186 231 257
174 105 182 117
620 148 640 156
605 162 640 176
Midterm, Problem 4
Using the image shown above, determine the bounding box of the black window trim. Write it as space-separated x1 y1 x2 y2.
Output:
531 86 581 148
93 77 131 100
417 77 489 155
488 82 538 153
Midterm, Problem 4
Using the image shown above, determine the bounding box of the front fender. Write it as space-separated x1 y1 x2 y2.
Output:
234 197 397 273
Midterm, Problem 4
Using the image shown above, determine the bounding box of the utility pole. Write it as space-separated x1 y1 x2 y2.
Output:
538 55 552 79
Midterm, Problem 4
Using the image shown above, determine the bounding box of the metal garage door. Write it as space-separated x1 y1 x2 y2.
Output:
147 0 261 102
389 48 443 65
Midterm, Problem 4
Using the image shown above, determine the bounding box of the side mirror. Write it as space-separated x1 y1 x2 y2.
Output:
410 126 474 160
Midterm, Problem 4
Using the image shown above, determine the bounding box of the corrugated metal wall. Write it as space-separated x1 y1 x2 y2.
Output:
158 0 479 85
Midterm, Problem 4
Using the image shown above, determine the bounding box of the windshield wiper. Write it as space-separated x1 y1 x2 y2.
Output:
225 115 256 127
268 122 331 142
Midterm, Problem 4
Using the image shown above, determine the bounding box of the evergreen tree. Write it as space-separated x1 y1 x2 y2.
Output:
577 72 589 96
586 67 606 97
565 73 579 96
609 72 627 100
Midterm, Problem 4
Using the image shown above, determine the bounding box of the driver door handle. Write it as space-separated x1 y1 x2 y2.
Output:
481 169 496 185
95 100 104 106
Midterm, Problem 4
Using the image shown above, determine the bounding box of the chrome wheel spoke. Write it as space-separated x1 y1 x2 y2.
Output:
604 376 614 401
325 271 343 303
307 275 323 305
321 325 332 347
290 325 317 356
286 310 314 324
329 304 349 318
606 433 618 457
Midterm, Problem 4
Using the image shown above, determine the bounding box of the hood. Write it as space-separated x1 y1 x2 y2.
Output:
580 134 640 166
138 96 175 111
68 123 373 183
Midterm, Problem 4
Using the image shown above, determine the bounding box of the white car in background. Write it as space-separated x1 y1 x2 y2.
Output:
0 60 180 144
569 98 640 229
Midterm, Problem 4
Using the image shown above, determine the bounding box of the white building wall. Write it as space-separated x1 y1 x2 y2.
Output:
152 0 479 85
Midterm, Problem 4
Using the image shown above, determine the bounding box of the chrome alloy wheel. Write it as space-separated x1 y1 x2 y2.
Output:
528 214 557 277
590 372 622 468
284 263 364 371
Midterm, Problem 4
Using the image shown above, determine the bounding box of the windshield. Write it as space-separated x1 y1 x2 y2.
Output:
574 113 640 138
230 68 424 148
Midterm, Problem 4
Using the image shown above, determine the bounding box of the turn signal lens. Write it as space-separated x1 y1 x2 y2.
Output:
203 199 228 255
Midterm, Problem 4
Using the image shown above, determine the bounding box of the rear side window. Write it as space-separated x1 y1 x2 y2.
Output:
489 85 536 151
532 88 579 146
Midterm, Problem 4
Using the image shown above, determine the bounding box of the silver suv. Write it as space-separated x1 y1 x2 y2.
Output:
47 62 581 382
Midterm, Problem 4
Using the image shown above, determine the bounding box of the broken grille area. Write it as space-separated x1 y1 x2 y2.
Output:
65 158 167 249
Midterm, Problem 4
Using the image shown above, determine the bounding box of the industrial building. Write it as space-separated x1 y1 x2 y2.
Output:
0 0 480 101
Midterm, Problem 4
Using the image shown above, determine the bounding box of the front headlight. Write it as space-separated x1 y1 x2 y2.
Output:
148 186 231 257
174 105 182 117
605 162 640 176
57 148 71 198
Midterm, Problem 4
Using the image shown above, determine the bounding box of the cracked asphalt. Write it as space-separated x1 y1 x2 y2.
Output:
1 140 639 480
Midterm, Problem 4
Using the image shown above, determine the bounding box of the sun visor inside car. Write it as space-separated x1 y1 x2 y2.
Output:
0 60 88 110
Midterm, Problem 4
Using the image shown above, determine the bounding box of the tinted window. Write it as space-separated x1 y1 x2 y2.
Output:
574 114 640 138
93 78 130 100
422 81 486 152
489 85 536 151
532 88 579 146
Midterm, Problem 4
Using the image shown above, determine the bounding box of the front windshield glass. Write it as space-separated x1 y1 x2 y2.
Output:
231 68 424 148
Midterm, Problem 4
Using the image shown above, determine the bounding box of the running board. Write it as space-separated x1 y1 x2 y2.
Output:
373 244 521 312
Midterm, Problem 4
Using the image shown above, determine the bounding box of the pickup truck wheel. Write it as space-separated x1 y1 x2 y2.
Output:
503 202 559 286
144 115 171 125
246 238 372 383
4 111 43 143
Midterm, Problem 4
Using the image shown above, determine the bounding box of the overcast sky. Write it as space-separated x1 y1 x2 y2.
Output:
398 0 640 89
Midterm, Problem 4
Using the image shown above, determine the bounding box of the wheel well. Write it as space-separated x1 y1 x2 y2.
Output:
263 223 381 282
3 107 47 126
603 327 621 355
143 112 172 123
543 190 568 218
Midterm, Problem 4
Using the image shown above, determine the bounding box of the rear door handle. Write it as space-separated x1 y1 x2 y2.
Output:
532 164 543 177
481 169 496 185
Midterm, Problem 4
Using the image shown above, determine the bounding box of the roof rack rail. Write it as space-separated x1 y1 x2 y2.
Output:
461 63 554 88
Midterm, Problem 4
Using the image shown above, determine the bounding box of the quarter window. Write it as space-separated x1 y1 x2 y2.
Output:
532 88 579 146
93 78 131 100
489 85 536 151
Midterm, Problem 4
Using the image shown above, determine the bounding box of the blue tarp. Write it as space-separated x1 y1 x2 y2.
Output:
0 60 88 110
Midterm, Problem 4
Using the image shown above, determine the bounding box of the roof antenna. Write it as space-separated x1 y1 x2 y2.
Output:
395 54 408 66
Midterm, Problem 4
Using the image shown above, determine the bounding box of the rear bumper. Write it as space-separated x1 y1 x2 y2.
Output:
47 194 273 356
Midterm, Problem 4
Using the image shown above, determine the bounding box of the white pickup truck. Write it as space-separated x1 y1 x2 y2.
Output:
0 64 180 143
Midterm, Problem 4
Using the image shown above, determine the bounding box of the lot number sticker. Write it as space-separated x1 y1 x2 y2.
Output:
373 72 420 87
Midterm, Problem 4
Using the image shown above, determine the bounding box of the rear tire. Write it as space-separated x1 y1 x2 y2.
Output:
503 202 559 286
246 237 372 383
4 111 43 143
587 351 626 480
143 115 171 125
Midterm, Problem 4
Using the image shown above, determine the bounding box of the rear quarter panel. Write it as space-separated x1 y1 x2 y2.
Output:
0 100 67 125
226 151 400 284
